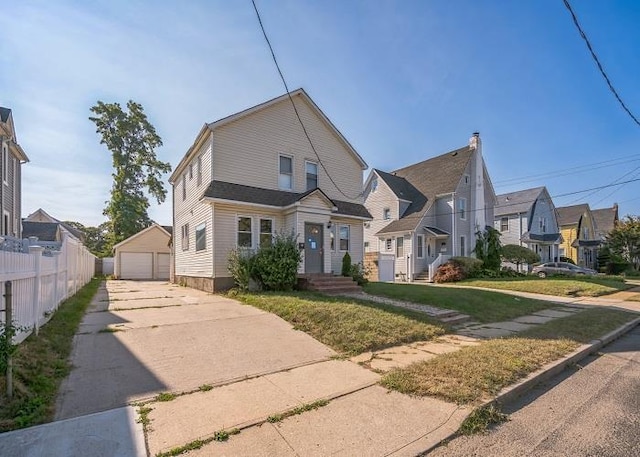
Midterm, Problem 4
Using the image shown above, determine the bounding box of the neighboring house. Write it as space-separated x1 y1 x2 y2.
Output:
22 208 85 242
0 107 29 238
557 204 599 269
592 203 619 241
113 224 172 280
494 186 562 267
364 133 496 282
170 89 371 292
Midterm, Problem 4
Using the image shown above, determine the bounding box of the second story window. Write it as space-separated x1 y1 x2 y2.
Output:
189 163 193 180
458 198 466 220
500 217 508 232
279 155 293 190
2 143 7 185
539 217 547 233
383 208 391 220
305 161 318 190
182 174 187 200
197 155 202 186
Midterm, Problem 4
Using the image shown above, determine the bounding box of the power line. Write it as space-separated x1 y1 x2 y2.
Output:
562 0 640 128
250 0 362 200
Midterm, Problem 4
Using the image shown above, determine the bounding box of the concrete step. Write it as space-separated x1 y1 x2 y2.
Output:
438 313 472 325
311 286 363 295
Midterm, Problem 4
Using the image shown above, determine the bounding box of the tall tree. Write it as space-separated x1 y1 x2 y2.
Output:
64 221 110 257
89 101 171 250
604 215 640 271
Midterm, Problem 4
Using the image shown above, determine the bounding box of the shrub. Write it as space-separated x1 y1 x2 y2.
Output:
606 261 629 275
474 227 502 272
253 233 302 291
434 262 464 283
228 248 256 291
349 262 369 286
623 268 640 278
451 256 483 278
341 252 352 276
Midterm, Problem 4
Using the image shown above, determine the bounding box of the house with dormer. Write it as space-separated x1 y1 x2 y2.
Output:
494 186 562 268
364 134 496 282
557 204 599 269
170 89 371 292
0 107 29 238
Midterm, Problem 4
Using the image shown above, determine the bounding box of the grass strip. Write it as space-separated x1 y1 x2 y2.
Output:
364 282 551 323
156 428 240 457
459 404 508 435
267 399 330 423
461 277 631 297
381 308 637 405
233 291 446 356
0 278 101 431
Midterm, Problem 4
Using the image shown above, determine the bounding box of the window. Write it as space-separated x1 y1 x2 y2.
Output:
197 155 202 186
259 218 273 247
458 198 466 220
464 174 470 184
364 241 369 250
3 211 9 236
181 223 189 251
539 217 547 233
195 222 206 251
417 235 424 258
383 208 391 220
339 225 350 251
2 144 7 185
396 237 404 257
427 241 432 257
182 174 186 200
305 161 318 190
370 177 378 193
460 236 466 256
279 155 293 190
189 163 193 180
385 238 392 251
237 216 252 247
582 226 589 239
500 217 509 232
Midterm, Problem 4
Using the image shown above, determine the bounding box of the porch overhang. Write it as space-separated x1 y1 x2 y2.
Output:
571 239 601 248
423 226 450 239
521 232 563 244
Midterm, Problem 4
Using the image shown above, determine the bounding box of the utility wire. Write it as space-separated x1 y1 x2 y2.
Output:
564 165 640 205
562 0 640 128
251 0 362 200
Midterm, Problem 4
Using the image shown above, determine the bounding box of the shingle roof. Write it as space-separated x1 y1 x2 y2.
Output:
0 107 11 123
203 181 371 219
556 204 589 226
22 221 59 241
376 146 474 234
592 206 618 236
495 187 545 217
161 225 173 235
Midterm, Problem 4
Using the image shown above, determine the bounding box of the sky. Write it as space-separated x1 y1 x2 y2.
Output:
2 0 640 227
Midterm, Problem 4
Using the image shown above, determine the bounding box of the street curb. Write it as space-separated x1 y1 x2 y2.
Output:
420 316 640 456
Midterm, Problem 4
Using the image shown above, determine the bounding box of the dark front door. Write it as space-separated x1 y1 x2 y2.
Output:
304 223 324 273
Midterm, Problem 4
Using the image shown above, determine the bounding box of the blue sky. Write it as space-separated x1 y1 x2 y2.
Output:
2 0 639 226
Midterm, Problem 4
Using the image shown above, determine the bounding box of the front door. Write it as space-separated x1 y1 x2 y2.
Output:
304 223 324 273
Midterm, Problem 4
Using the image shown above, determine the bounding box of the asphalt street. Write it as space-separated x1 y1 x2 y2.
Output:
429 325 640 457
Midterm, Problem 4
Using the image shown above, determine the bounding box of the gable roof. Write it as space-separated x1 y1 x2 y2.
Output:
592 205 618 235
376 146 474 234
202 180 372 219
556 204 589 226
170 88 368 182
113 223 172 250
374 169 423 202
494 187 546 217
22 221 60 242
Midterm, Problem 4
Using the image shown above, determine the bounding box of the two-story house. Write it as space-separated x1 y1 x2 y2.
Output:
494 186 562 268
0 107 29 238
364 133 496 282
592 203 619 242
170 89 371 292
557 204 599 269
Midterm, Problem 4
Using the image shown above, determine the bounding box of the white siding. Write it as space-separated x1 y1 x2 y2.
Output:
329 217 364 274
363 173 400 252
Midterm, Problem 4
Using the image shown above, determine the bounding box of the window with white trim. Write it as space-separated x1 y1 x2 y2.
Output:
195 222 206 251
3 211 9 236
305 161 318 190
385 238 392 251
383 208 391 220
417 235 424 258
500 217 509 232
181 223 189 250
539 217 547 233
460 236 466 256
339 225 350 251
2 143 7 185
458 198 466 220
182 174 186 200
189 163 193 180
396 237 404 257
259 218 273 248
237 216 252 248
279 155 293 190
370 177 378 193
197 155 202 186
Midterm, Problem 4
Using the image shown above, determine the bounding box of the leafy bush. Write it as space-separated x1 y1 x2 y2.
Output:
349 262 370 286
341 252 352 276
434 262 464 283
228 248 256 291
606 261 629 275
451 257 483 278
623 268 640 278
253 233 302 291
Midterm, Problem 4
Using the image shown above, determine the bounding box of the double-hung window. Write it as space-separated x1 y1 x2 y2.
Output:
181 224 189 250
417 235 424 258
396 237 404 257
383 208 391 220
259 218 273 248
237 216 252 248
305 161 318 190
196 155 202 186
2 143 8 185
458 198 466 220
339 225 350 251
195 222 206 251
279 155 293 190
500 217 508 232
539 217 547 233
182 174 187 200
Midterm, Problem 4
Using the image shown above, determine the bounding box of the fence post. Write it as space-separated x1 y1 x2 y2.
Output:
29 245 45 336
51 251 62 309
3 281 13 399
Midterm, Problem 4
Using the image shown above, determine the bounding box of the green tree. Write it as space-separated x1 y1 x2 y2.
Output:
474 227 502 271
604 215 640 271
89 101 171 251
500 244 540 272
64 221 110 257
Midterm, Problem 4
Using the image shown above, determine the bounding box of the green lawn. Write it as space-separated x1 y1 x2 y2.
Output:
460 276 631 297
363 282 551 323
381 308 637 405
233 291 446 356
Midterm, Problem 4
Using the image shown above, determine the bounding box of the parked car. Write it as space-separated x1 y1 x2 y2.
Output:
532 262 597 278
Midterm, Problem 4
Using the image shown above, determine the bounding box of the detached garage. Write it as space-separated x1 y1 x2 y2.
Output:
114 224 172 280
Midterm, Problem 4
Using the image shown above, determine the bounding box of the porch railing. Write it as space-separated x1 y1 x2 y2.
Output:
428 254 451 282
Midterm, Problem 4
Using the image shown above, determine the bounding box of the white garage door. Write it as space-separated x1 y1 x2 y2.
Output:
120 252 153 280
157 253 170 280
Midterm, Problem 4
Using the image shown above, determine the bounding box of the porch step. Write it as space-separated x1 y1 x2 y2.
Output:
299 274 362 294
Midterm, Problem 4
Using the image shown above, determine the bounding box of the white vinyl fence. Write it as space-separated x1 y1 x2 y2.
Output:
0 234 96 344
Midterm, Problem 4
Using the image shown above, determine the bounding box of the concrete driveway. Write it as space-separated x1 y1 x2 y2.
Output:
55 280 335 420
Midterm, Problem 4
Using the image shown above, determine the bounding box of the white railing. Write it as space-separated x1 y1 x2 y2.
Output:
428 254 451 282
0 233 96 344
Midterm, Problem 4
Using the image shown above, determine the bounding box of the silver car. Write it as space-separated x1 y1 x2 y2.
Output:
532 262 597 278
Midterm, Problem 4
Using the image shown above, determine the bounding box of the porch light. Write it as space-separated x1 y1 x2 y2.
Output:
327 221 332 229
